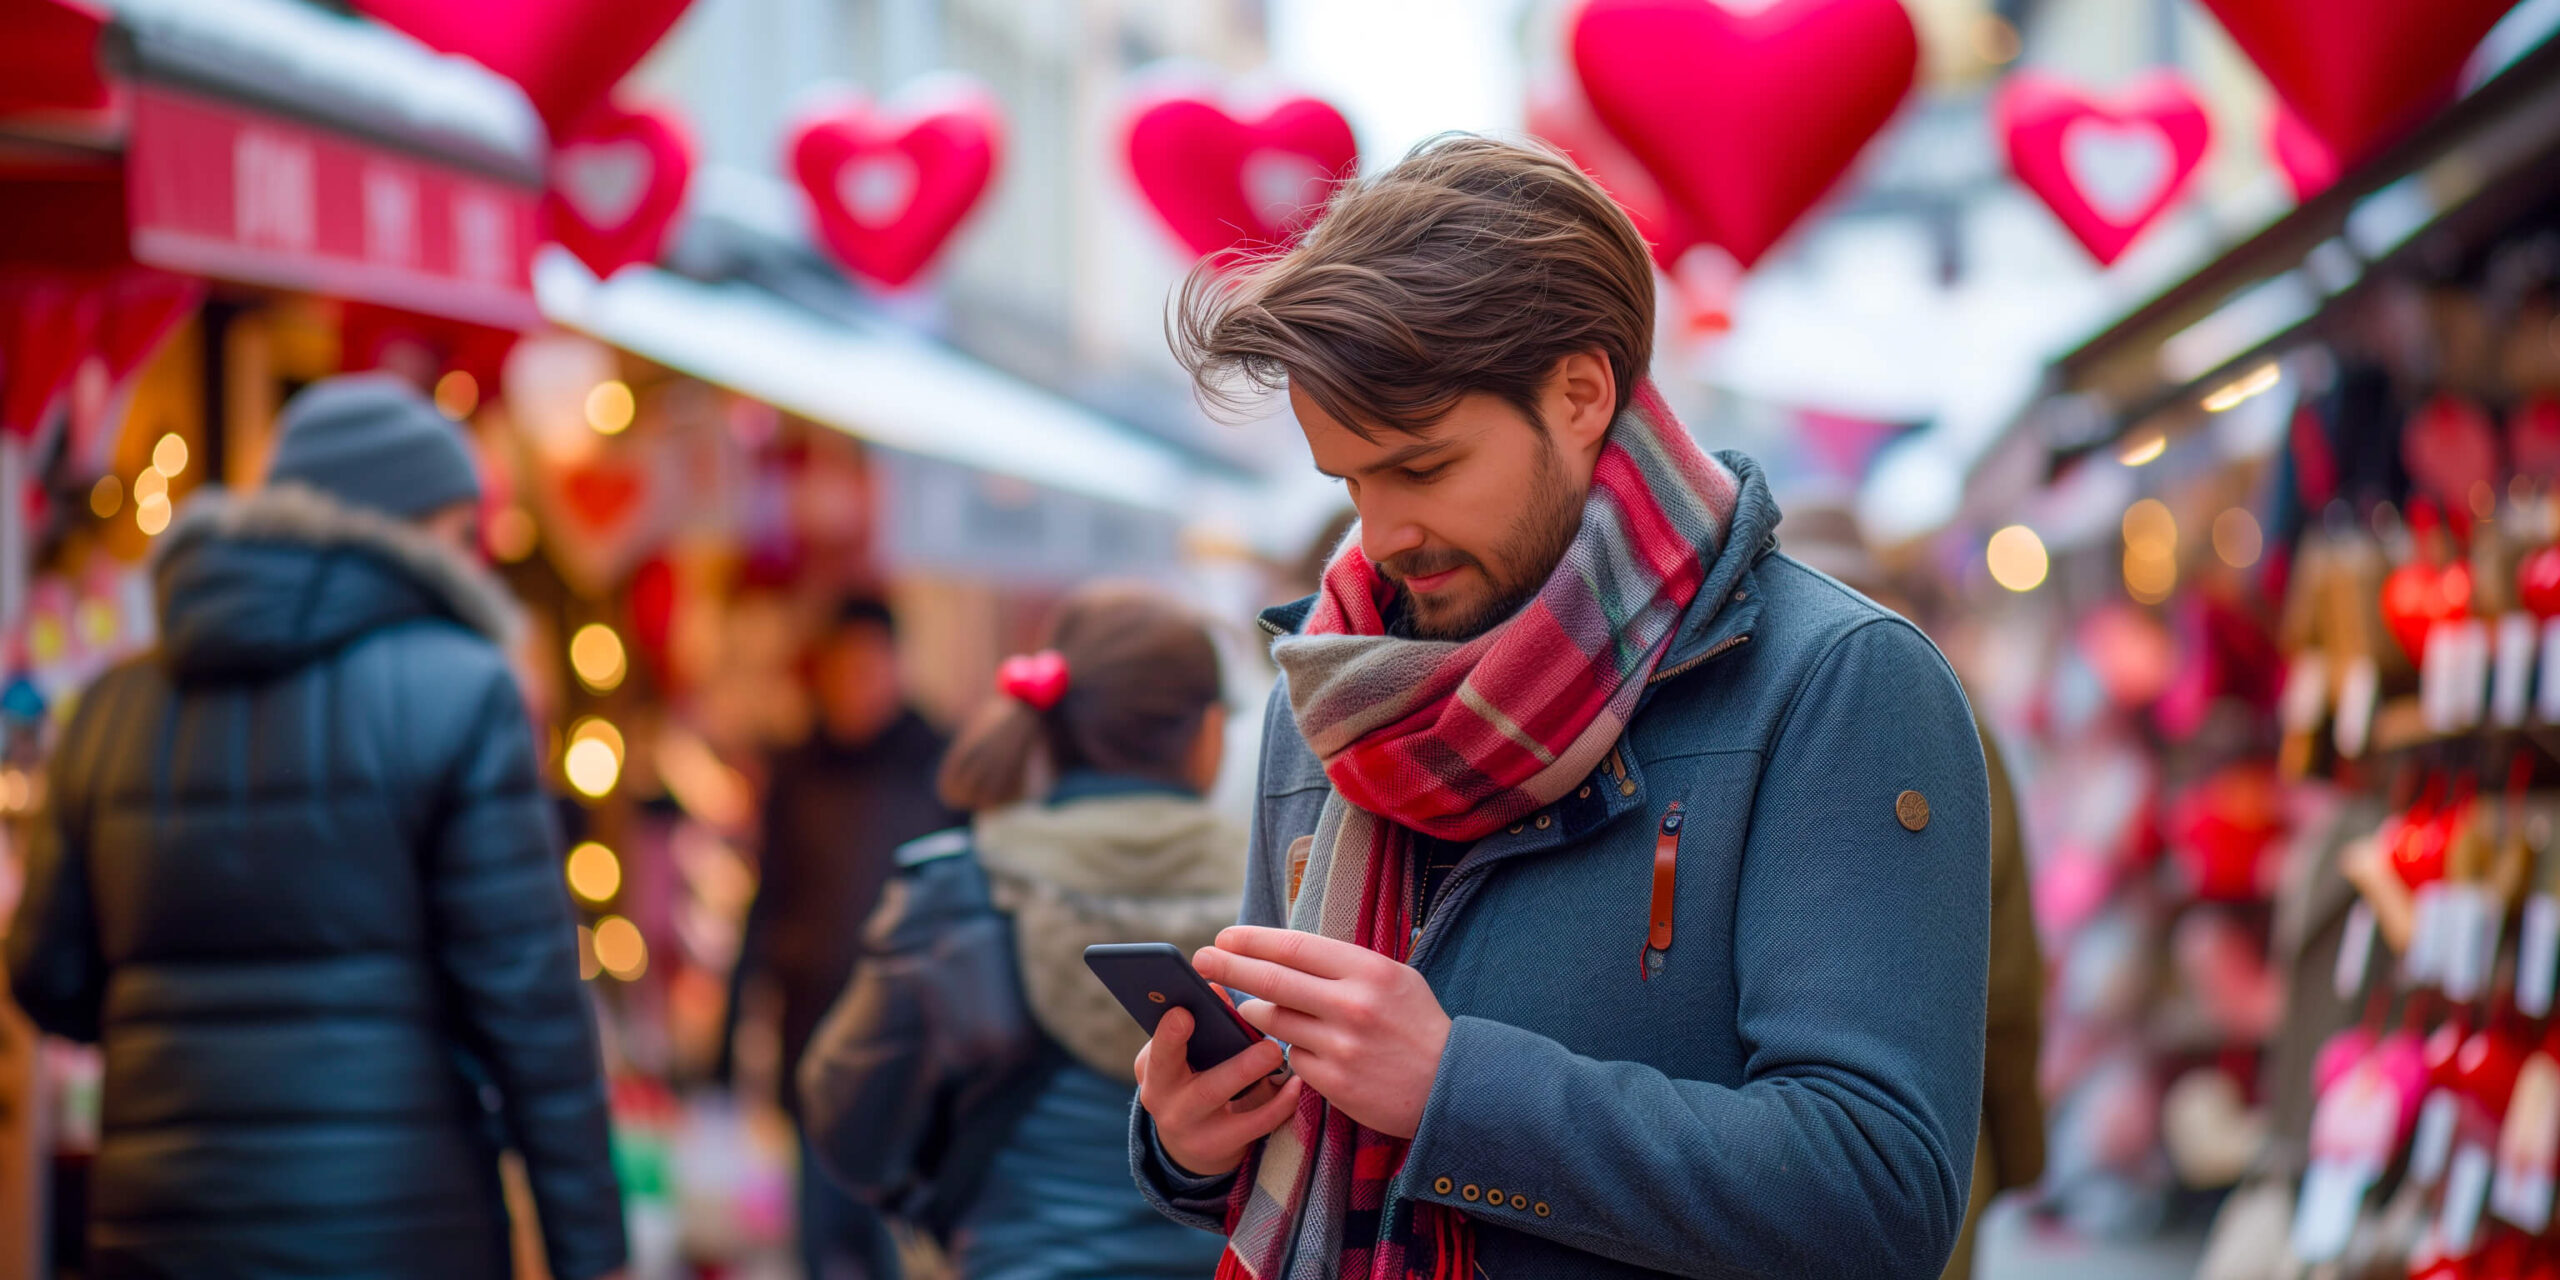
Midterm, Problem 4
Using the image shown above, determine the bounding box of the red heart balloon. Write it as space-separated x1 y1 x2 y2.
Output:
2381 560 2473 663
2267 103 2340 202
788 79 1005 291
561 460 646 536
1525 75 1694 273
351 0 695 131
2192 0 2519 161
2520 547 2560 620
1570 0 1918 270
2166 764 2286 901
1123 87 1358 262
1995 71 2211 267
546 100 693 279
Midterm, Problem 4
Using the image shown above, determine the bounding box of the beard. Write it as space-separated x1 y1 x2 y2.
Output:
1384 439 1585 641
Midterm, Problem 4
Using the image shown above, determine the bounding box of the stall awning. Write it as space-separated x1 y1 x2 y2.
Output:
37 0 553 328
532 253 1202 518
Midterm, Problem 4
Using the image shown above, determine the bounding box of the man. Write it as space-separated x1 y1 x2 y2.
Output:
1129 136 1992 1279
1781 500 2047 1280
7 374 625 1280
719 597 953 1280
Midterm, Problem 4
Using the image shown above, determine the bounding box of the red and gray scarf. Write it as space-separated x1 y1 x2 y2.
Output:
1220 382 1741 1279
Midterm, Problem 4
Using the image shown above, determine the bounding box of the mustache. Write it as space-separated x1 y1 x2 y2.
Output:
1378 548 1480 582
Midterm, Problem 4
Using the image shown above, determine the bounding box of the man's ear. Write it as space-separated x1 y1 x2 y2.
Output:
1547 350 1617 462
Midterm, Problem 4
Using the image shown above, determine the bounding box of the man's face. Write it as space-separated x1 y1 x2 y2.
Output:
813 621 903 743
1296 385 1589 641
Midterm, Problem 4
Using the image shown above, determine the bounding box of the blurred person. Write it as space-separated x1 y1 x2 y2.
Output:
799 584 1240 1279
718 596 955 1280
5 374 625 1280
1129 135 1992 1279
1781 499 2048 1280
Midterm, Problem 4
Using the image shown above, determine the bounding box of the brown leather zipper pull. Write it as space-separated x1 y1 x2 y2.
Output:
1642 801 1682 981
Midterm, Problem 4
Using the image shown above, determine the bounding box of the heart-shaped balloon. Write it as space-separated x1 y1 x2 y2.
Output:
1995 71 2211 267
546 100 693 279
2166 763 2286 901
2192 0 2520 161
2267 102 2341 202
788 78 1004 291
1525 75 1694 272
1570 0 1918 270
2381 560 2473 663
351 0 696 130
1123 86 1358 262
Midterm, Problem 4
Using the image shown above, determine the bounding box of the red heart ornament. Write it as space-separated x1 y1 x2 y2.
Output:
2381 560 2473 663
2193 0 2519 161
561 460 644 535
788 79 1004 291
546 100 693 279
1570 0 1918 270
1123 86 1358 262
2457 1023 2526 1112
1525 75 1695 273
351 0 695 130
2267 103 2340 202
996 650 1070 712
1995 71 2211 267
2519 547 2560 620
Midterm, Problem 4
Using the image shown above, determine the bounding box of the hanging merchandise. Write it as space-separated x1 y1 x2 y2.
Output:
1568 0 1918 270
2191 0 2521 161
785 75 1005 291
547 98 695 280
1994 70 2213 267
1121 78 1358 263
349 0 697 130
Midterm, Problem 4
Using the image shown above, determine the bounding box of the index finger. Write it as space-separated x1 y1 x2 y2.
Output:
1213 925 1376 980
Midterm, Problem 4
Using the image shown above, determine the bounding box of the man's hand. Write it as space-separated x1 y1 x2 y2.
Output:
1134 1005 1304 1178
1194 925 1451 1140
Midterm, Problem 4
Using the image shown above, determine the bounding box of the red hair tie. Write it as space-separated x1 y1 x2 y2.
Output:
997 650 1070 711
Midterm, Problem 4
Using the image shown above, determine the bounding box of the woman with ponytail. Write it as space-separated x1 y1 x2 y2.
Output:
797 584 1243 1279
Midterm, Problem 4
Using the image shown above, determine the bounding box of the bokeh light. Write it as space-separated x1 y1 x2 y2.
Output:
594 915 647 980
566 841 622 903
435 370 481 419
1986 525 2049 593
133 468 168 505
136 493 172 536
153 433 188 477
486 507 538 562
90 474 122 518
570 623 628 693
565 718 625 798
585 380 635 435
2213 508 2264 569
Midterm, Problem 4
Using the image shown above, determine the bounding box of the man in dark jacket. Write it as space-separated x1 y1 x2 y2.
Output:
1131 136 1990 1278
719 597 955 1280
5 374 625 1280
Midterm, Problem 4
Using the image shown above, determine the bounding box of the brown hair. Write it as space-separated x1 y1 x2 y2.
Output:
937 584 1224 811
1172 133 1656 438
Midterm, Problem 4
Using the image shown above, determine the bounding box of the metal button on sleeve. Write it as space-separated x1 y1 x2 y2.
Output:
1534 1201 1551 1217
1533 814 1551 830
1508 824 1524 835
1896 789 1931 832
1433 1176 1453 1196
1461 1184 1481 1202
1510 1193 1529 1210
1486 1187 1503 1206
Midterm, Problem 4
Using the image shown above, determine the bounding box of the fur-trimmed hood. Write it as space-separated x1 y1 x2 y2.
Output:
152 483 522 682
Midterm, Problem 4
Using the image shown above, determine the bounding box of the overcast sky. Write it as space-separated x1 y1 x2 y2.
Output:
1268 0 1534 168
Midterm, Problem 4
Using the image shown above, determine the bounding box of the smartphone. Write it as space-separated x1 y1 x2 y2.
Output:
1083 942 1271 1075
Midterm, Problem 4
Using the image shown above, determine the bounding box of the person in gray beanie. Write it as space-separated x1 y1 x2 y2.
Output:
8 373 628 1280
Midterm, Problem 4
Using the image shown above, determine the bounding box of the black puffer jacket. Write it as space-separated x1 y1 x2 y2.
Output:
6 485 625 1280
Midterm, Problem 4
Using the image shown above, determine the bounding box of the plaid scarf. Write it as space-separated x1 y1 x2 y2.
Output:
1220 383 1741 1279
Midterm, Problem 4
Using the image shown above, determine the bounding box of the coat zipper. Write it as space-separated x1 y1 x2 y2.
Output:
1648 632 1750 686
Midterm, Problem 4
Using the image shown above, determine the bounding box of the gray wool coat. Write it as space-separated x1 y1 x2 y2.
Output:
1131 453 1992 1279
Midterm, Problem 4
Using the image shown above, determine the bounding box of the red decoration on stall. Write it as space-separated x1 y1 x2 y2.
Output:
628 555 678 686
1122 86 1358 262
2382 560 2473 664
2520 548 2560 620
2267 103 2341 202
546 100 693 279
350 0 697 130
2512 395 2560 479
1994 71 2211 267
2406 394 2503 513
788 78 1004 290
2193 0 2520 161
2166 763 2287 901
0 274 103 444
1569 0 1918 270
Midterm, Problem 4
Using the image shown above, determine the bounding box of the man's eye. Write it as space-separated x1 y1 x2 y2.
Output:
1400 464 1448 484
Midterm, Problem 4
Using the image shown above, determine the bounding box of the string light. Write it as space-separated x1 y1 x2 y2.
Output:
2202 362 2283 413
2117 431 2168 467
566 841 622 903
570 624 627 693
152 433 188 477
1985 525 2049 592
133 469 168 504
565 718 624 798
585 380 635 435
136 493 172 536
594 915 647 980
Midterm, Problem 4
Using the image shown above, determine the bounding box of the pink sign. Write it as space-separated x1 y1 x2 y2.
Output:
124 87 540 329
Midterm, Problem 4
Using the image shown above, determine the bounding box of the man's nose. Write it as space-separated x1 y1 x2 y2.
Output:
1358 501 1425 565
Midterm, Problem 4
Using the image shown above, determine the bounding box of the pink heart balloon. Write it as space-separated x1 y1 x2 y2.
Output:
2193 0 2519 161
545 100 693 279
351 0 696 131
1124 88 1358 262
1524 75 1694 273
1570 0 1918 270
1996 71 2211 267
2267 103 2341 202
787 79 1005 291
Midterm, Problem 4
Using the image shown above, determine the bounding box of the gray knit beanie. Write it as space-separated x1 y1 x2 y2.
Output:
265 373 482 519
